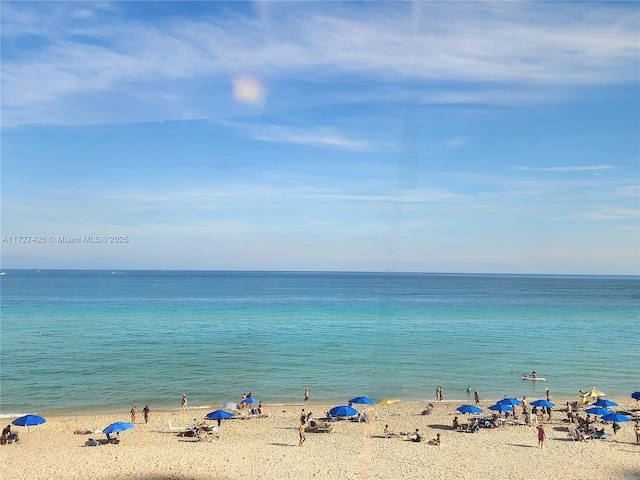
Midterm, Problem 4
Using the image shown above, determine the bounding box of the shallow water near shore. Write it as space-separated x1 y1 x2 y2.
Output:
1 270 638 416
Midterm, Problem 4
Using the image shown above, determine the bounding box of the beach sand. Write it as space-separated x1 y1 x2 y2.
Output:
2 398 639 480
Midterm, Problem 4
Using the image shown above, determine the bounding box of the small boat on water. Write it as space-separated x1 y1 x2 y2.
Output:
523 375 545 381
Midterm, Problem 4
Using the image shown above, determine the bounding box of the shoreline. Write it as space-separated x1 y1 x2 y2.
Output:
4 395 638 421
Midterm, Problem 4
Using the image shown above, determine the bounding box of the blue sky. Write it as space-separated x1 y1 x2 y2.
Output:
1 1 638 274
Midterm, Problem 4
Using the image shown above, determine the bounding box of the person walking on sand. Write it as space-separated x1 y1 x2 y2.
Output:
130 405 137 423
299 421 306 446
537 425 546 448
545 388 551 401
634 421 640 444
143 405 150 424
304 388 309 405
474 389 480 405
181 393 188 411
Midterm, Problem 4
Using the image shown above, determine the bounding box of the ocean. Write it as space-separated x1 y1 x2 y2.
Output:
1 270 638 417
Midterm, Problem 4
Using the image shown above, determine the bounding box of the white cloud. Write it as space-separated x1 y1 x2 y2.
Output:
1 2 638 126
514 165 615 172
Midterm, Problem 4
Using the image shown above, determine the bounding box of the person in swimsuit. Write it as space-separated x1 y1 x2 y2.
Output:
1 425 10 445
143 405 150 424
298 421 306 446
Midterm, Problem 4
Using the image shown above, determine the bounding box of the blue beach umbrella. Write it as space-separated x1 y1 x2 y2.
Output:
329 405 357 417
530 399 555 408
456 404 482 414
585 407 612 417
592 399 617 408
488 403 514 412
12 414 46 427
348 396 375 405
632 391 640 401
602 412 631 423
205 409 234 420
243 397 259 404
497 398 522 406
102 421 134 435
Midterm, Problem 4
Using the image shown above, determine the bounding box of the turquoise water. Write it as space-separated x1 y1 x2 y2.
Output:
1 270 638 416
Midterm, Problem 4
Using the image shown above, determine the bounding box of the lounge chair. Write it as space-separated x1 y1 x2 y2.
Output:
589 427 611 440
325 412 338 422
167 419 189 433
569 427 591 441
306 420 334 433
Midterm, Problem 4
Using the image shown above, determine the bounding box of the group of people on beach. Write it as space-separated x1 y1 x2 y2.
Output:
129 405 151 424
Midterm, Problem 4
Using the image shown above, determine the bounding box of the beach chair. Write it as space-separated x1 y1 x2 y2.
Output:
186 427 210 442
167 419 188 433
325 412 338 422
589 427 611 440
86 437 101 446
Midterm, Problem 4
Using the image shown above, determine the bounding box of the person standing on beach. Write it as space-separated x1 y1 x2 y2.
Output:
143 405 150 424
537 425 546 448
545 388 551 401
474 389 480 405
181 393 188 411
1 425 10 445
634 421 640 444
299 420 306 446
130 405 137 423
304 388 309 405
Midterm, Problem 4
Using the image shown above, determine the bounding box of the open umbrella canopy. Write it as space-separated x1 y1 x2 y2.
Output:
631 391 640 401
602 412 631 423
205 409 234 420
102 422 134 435
592 399 617 408
348 396 375 405
456 404 482 414
488 403 514 412
12 414 46 427
582 388 606 399
243 397 259 404
530 399 555 408
497 398 522 406
585 407 612 416
329 405 357 417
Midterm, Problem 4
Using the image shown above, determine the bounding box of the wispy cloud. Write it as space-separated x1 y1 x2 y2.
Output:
514 164 615 172
582 208 639 220
1 2 638 126
248 125 379 151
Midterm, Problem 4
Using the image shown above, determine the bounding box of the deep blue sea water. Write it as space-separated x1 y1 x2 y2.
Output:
1 270 638 416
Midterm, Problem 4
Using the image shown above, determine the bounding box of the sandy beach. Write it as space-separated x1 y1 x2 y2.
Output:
2 397 639 480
